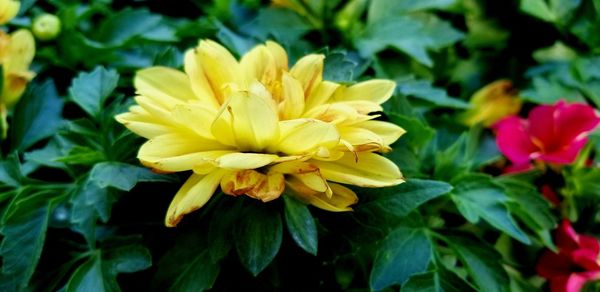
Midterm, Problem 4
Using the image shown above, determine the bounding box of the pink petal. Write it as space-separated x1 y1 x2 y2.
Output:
572 249 600 271
503 162 534 174
528 103 558 148
537 250 576 279
538 138 588 164
556 220 581 251
555 102 600 145
495 116 539 164
550 273 596 292
541 184 561 205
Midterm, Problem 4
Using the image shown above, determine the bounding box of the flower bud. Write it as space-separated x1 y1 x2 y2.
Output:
32 13 61 41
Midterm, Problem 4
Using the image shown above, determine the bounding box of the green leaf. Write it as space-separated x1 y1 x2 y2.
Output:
402 272 442 292
234 204 283 276
566 167 600 197
0 189 56 291
154 233 220 292
323 52 359 83
445 235 509 292
388 113 435 151
496 177 556 231
368 0 457 23
243 8 311 44
69 66 119 118
357 14 463 67
283 196 318 255
520 0 557 22
396 78 470 109
358 179 452 222
0 154 23 188
450 174 531 244
95 8 165 46
10 80 64 151
65 242 151 292
89 162 175 191
70 179 113 245
370 227 432 290
208 197 242 262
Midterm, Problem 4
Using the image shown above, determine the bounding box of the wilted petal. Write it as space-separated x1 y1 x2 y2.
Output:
313 152 404 187
287 178 357 212
247 172 285 202
166 170 229 227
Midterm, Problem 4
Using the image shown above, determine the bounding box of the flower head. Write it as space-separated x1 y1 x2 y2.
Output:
537 220 600 292
117 40 405 227
460 80 521 127
494 100 600 169
0 0 19 25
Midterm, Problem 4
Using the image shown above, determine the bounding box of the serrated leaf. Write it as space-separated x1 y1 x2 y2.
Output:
242 8 311 44
234 205 282 276
368 0 457 24
154 233 220 292
496 177 556 231
445 235 509 292
283 196 318 255
70 179 113 244
450 174 531 244
0 189 56 290
323 52 359 83
10 80 64 151
396 78 470 109
95 8 163 46
356 14 463 67
69 67 119 118
358 179 452 222
89 162 175 191
370 227 432 290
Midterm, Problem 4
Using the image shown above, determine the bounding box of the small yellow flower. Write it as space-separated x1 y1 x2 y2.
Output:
117 40 405 227
460 80 522 127
0 28 35 138
0 0 19 25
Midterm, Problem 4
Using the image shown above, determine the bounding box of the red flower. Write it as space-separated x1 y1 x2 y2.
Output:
537 220 600 292
494 100 600 170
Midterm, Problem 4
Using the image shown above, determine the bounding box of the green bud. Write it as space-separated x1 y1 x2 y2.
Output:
32 13 61 41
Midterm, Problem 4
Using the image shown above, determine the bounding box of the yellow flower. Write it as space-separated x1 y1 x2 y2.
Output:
116 40 405 227
460 80 522 127
0 0 19 25
0 28 35 138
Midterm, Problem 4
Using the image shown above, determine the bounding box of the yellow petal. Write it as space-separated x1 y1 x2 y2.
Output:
240 44 277 85
5 29 35 72
304 81 341 111
216 152 279 169
183 49 220 110
339 127 388 152
170 103 218 139
313 152 404 187
289 54 324 97
115 108 174 139
358 120 406 146
212 91 279 152
197 40 243 103
265 41 288 72
279 72 305 120
270 118 339 155
286 178 357 212
138 132 230 172
135 67 196 109
331 80 396 104
0 0 19 25
247 172 285 202
165 170 229 227
461 80 521 127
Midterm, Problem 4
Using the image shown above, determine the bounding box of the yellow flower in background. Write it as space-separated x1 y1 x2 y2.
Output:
116 40 405 227
0 28 35 138
0 0 19 25
460 79 522 127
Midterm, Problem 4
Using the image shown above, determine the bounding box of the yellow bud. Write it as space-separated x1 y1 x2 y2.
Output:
32 13 61 41
460 80 522 127
0 0 20 25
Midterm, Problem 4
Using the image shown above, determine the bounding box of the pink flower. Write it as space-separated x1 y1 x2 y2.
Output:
537 220 600 292
494 100 600 169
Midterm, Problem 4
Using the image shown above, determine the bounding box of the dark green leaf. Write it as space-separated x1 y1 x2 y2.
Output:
10 80 64 151
65 253 106 292
496 177 556 231
283 196 318 255
234 205 283 276
70 179 113 244
0 154 23 187
323 52 359 83
370 227 432 290
0 189 56 290
69 66 119 118
388 113 435 151
89 162 175 191
397 78 470 109
445 235 509 292
95 8 164 46
451 174 530 244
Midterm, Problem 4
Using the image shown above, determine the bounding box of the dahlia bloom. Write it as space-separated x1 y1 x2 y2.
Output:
537 220 600 292
495 100 600 170
461 80 521 127
116 40 405 227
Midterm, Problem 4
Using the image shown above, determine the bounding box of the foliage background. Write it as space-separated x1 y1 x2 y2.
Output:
1 0 600 291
